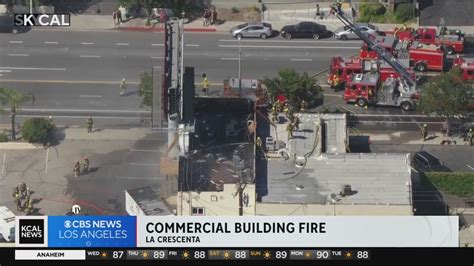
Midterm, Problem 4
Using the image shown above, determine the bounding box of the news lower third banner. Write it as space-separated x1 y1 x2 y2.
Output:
15 216 458 248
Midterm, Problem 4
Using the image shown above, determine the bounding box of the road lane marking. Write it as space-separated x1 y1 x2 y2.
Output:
17 115 146 120
81 42 94 45
291 58 312 62
220 57 239 60
15 108 149 114
323 93 342 97
80 55 101 58
129 162 159 166
130 149 160 152
467 164 474 170
9 41 23 44
150 56 163 59
44 41 59 44
116 176 164 180
152 43 163 46
0 67 66 71
219 39 362 44
8 54 29 56
0 79 138 84
219 44 360 49
79 95 102 98
0 70 12 73
116 42 129 46
185 44 200 47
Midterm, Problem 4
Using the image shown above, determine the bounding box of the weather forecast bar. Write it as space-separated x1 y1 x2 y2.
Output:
13 249 369 261
15 250 86 260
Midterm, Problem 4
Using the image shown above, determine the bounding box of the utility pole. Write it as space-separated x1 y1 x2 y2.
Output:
238 35 242 97
30 0 33 13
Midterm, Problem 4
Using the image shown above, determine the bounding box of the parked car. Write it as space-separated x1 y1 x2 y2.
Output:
280 21 331 40
412 151 450 172
0 16 18 34
334 23 379 40
230 22 273 39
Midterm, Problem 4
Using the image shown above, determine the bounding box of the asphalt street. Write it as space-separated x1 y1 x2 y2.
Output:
370 144 474 172
0 31 359 82
0 30 472 129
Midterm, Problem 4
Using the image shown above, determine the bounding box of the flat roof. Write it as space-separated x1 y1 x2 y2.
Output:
126 186 173 216
265 153 412 205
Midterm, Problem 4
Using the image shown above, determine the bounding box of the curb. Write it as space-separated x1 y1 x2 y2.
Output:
116 26 217 32
0 142 42 150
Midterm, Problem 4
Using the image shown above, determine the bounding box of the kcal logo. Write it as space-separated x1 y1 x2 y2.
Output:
14 14 70 27
19 219 44 244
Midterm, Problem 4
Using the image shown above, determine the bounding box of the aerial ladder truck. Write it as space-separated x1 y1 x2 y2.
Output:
333 7 420 111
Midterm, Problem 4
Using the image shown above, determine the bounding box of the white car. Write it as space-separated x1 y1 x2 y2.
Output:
334 23 379 40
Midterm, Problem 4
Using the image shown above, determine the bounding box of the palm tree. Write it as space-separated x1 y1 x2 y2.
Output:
0 88 35 141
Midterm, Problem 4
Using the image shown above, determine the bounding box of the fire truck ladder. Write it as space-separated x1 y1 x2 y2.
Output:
332 7 417 89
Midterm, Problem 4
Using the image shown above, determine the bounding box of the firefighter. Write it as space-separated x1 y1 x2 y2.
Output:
73 160 81 177
26 187 31 198
256 137 262 148
119 78 127 96
12 186 19 199
283 102 289 115
202 73 209 95
335 2 342 13
25 199 33 215
300 100 308 112
293 114 300 131
19 182 27 198
82 156 90 174
15 197 22 211
440 26 447 36
467 128 473 146
332 74 340 91
286 122 294 139
271 106 278 123
86 117 93 133
421 124 428 141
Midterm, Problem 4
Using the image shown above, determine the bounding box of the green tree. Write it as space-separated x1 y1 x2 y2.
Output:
419 67 473 135
138 71 153 108
0 88 34 141
118 0 163 20
22 118 53 144
394 3 414 23
262 69 323 110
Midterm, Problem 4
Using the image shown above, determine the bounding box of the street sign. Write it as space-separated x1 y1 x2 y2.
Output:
72 204 81 215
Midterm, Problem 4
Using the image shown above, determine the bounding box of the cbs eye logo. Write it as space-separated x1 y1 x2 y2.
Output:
64 220 72 228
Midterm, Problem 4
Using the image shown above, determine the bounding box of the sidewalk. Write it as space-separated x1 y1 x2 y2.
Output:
42 12 474 34
360 130 469 145
60 127 150 140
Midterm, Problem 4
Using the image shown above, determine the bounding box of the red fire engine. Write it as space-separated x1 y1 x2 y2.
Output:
453 56 474 81
332 7 419 111
391 27 465 55
360 35 445 72
328 57 363 84
328 56 415 85
343 73 419 111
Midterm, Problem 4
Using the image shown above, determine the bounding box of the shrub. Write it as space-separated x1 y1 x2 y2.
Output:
231 6 240 14
22 118 53 144
358 3 386 22
425 172 474 197
394 3 413 23
0 132 8 142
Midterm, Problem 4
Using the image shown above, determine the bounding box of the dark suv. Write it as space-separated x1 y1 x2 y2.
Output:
412 151 450 172
0 15 19 34
280 21 330 40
